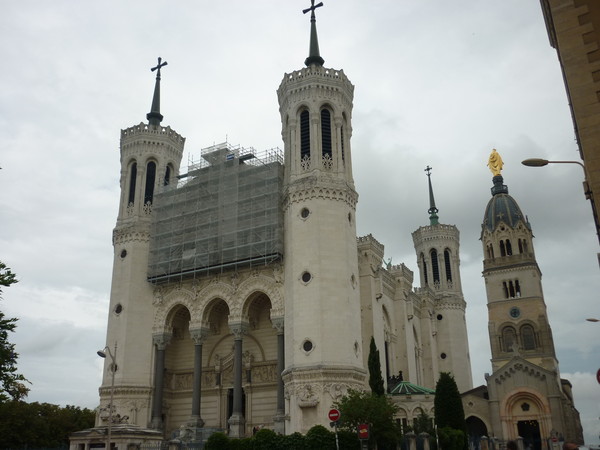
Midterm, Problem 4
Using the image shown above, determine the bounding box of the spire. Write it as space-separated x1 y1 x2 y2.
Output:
425 166 439 225
303 1 325 67
147 57 168 126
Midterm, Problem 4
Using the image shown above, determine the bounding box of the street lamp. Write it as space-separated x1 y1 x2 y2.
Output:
521 158 599 248
97 343 117 450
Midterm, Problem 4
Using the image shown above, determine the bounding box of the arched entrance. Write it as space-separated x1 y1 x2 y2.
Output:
518 420 541 450
466 416 488 450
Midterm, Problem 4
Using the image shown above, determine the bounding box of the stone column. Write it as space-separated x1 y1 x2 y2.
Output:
151 333 171 429
272 318 285 434
189 327 209 428
228 322 248 438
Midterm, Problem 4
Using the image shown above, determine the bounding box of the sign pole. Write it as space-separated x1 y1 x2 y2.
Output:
334 421 340 450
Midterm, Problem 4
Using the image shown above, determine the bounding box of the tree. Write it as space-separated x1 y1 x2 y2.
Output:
0 401 95 448
434 372 467 449
368 336 385 396
0 261 29 402
335 389 400 450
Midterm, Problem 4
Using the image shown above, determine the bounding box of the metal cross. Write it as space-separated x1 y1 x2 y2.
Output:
151 57 168 80
425 166 433 177
303 0 323 18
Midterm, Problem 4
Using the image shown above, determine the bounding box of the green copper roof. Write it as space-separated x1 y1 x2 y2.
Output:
389 381 435 396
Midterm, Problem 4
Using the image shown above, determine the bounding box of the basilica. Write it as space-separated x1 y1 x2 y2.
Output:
70 4 582 449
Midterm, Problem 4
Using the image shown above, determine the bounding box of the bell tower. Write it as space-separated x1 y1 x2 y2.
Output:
277 1 366 433
411 167 472 393
481 150 558 374
99 58 186 428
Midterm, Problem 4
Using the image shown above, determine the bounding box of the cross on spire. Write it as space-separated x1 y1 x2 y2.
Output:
425 165 433 177
151 57 168 80
303 0 325 67
303 0 323 19
147 57 168 126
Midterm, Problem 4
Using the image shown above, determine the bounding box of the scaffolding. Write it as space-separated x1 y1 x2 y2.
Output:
147 142 284 284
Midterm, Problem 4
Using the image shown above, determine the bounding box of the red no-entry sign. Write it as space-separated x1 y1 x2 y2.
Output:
358 423 370 440
596 368 600 385
328 408 341 422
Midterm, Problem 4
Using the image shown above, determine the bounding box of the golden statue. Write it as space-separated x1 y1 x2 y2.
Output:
487 148 504 176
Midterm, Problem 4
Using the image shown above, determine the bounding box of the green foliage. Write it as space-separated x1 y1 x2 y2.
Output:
0 401 95 448
367 337 385 396
334 389 400 450
254 428 279 449
337 429 361 450
205 431 230 450
281 431 307 449
437 427 466 450
412 411 435 435
0 261 28 402
434 372 467 450
306 424 336 449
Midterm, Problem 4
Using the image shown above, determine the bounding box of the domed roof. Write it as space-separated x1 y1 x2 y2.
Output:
482 175 530 232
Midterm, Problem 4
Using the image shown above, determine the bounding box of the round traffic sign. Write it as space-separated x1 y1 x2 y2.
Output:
596 368 600 385
328 408 341 421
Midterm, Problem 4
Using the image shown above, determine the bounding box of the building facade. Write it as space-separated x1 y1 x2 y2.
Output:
540 0 600 246
75 7 474 445
462 160 583 448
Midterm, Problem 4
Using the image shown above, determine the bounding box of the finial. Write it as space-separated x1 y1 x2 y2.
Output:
425 166 439 225
487 148 504 176
147 57 168 126
303 0 325 67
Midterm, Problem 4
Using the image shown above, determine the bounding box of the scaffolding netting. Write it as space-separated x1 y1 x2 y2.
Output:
147 142 283 284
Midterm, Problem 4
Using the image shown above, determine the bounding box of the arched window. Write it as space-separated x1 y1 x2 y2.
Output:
518 239 524 254
500 240 506 257
340 115 346 163
164 165 171 186
320 108 332 159
300 110 310 161
521 324 536 350
431 249 440 283
144 161 157 205
508 281 515 298
502 281 509 299
506 239 513 256
128 162 137 205
515 280 521 297
502 326 516 352
421 253 428 285
444 249 452 282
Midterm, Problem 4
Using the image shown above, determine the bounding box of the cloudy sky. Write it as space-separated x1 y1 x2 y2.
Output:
1 0 599 444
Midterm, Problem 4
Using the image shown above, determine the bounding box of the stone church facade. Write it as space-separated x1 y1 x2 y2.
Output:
84 6 473 443
70 5 581 450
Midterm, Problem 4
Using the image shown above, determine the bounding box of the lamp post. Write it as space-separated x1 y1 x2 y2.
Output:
97 343 117 450
521 158 599 247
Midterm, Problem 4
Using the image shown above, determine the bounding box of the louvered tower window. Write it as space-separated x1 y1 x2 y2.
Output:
128 162 137 205
164 165 171 186
431 249 440 283
421 253 428 285
321 108 332 158
300 110 310 160
444 249 452 282
144 161 156 205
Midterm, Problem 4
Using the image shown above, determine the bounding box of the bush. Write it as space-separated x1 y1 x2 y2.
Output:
437 427 466 450
281 431 307 449
205 431 230 450
306 424 336 449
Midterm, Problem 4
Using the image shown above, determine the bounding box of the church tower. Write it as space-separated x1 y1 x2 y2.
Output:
478 150 582 443
277 2 366 433
480 151 558 374
99 59 185 427
411 167 472 393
